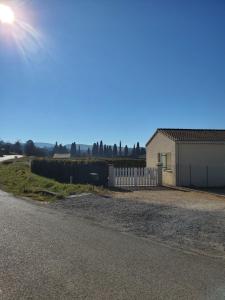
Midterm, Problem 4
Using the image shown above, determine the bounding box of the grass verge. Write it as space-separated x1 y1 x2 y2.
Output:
0 159 105 201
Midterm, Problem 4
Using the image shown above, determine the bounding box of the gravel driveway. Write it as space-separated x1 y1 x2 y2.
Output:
51 188 225 258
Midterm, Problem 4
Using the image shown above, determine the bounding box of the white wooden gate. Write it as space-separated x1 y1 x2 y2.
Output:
109 166 159 187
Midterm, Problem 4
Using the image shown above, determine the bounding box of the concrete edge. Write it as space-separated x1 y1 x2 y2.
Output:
163 184 225 199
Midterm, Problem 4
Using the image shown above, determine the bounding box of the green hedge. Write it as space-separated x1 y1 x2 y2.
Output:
68 158 146 167
107 159 146 167
31 159 109 186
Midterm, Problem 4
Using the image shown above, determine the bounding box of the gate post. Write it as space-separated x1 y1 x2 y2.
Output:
134 168 138 187
156 163 163 186
108 165 115 187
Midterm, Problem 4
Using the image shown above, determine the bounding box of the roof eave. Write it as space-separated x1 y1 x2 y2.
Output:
176 140 225 143
145 129 175 147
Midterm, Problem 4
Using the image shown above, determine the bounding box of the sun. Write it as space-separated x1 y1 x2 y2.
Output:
0 4 15 24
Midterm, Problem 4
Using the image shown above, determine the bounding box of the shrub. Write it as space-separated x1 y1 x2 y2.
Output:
108 159 146 167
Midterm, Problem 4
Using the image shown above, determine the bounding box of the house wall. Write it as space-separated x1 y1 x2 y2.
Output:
146 132 176 185
177 143 225 187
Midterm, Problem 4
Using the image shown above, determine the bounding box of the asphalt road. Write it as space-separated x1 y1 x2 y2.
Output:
0 190 225 299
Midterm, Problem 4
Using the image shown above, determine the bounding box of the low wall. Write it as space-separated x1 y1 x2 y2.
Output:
162 169 176 186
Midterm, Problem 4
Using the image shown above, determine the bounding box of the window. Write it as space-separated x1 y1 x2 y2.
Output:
158 152 171 170
165 152 171 170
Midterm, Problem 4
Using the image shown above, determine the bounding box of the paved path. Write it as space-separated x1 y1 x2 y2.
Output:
0 190 225 299
0 155 23 162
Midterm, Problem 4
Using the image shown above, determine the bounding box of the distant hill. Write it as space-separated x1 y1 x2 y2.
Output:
35 142 92 152
35 143 54 149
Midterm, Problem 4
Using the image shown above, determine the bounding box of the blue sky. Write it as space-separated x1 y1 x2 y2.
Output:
1 0 225 146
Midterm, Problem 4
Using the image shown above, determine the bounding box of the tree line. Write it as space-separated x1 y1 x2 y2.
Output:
64 141 145 158
0 139 146 158
90 141 145 158
0 140 47 157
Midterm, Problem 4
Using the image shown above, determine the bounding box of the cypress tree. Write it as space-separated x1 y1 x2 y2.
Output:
92 143 97 156
53 142 58 154
99 141 104 156
96 142 99 156
74 142 77 155
113 144 118 157
124 145 128 157
132 144 136 158
103 144 107 157
136 142 140 157
70 142 77 157
108 146 113 157
119 141 122 157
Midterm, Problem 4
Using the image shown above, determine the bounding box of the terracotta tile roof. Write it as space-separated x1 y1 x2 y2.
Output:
146 128 225 145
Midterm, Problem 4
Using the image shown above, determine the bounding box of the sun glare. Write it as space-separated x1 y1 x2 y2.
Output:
0 2 46 63
0 4 15 24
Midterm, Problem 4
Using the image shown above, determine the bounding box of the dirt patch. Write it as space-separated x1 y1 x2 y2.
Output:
50 189 225 257
113 188 225 210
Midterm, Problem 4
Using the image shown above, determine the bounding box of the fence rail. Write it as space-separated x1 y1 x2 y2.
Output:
109 166 158 187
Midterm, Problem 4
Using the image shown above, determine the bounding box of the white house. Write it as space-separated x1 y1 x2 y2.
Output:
146 128 225 187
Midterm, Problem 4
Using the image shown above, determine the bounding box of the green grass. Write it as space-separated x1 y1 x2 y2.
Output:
0 159 105 201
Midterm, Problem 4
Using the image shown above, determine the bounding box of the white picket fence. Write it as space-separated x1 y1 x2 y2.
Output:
109 166 159 187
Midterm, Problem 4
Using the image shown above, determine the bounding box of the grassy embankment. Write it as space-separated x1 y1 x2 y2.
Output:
0 158 104 201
